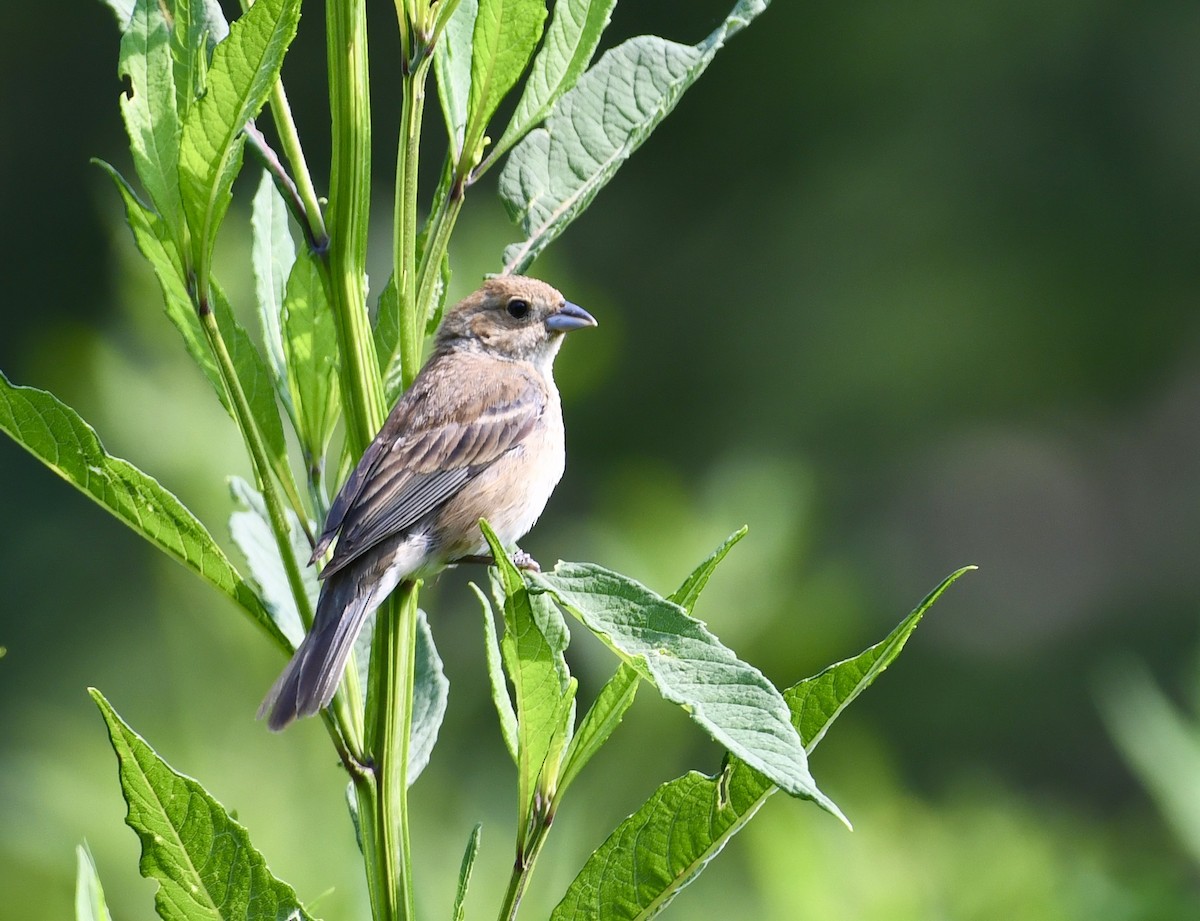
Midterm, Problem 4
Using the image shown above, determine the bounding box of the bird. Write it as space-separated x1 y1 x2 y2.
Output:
260 275 596 731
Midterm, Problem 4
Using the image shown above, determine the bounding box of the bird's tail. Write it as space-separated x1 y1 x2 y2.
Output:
259 567 385 731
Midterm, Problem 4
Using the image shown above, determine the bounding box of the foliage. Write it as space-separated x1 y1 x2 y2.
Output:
0 0 971 919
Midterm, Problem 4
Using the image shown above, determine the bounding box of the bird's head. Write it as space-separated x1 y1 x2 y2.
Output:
434 276 596 368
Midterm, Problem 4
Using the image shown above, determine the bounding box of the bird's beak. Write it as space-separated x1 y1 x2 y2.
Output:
545 301 597 332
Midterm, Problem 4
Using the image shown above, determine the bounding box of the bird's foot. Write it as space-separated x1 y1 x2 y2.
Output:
453 549 542 572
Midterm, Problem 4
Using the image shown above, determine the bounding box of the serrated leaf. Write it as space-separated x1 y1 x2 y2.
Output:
281 248 341 459
464 0 547 157
0 370 282 650
171 0 229 116
434 0 478 160
471 581 519 761
90 690 315 921
556 662 638 801
531 562 843 820
75 845 113 921
550 567 974 921
452 824 483 921
179 0 301 264
118 0 185 246
499 0 770 273
490 0 616 163
100 162 294 494
228 476 314 649
99 162 221 392
482 521 573 843
251 171 297 415
668 527 747 614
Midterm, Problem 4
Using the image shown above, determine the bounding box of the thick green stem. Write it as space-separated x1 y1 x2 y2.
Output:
393 55 434 391
327 0 386 450
367 583 421 921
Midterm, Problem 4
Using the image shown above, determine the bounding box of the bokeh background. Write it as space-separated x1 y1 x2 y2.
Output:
3 0 1200 917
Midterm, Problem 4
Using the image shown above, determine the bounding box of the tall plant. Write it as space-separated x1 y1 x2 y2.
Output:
1 1 971 918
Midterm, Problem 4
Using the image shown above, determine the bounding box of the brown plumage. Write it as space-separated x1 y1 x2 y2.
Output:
260 276 596 730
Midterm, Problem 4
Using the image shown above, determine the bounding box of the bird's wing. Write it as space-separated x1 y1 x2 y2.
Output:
316 358 545 577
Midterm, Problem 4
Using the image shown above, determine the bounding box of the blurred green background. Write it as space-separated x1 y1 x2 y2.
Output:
3 0 1199 917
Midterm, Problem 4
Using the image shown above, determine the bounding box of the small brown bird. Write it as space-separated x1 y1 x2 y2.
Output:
261 276 596 730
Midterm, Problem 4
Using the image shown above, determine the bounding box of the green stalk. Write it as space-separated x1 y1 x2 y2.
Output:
497 817 554 921
266 80 328 247
196 299 314 636
367 582 421 921
327 0 386 450
393 54 434 391
414 171 464 326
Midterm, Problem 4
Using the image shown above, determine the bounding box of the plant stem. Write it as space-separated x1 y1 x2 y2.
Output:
266 80 329 248
367 582 421 921
327 0 386 451
393 54 434 391
497 817 554 921
196 298 315 636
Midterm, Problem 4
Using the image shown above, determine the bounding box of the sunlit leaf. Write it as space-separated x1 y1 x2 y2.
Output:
464 0 546 157
228 476 314 649
434 0 478 160
531 562 843 820
556 662 639 801
91 690 314 921
250 171 297 418
482 521 574 844
668 526 747 614
179 0 301 263
489 0 616 164
471 581 519 761
170 0 229 116
0 370 283 651
409 609 451 786
281 248 341 459
499 0 769 273
452 824 483 921
117 0 185 246
550 567 974 921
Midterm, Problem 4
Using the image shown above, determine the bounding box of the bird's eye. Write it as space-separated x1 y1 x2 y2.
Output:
506 298 531 319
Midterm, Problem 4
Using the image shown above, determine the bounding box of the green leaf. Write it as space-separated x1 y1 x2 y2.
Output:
250 171 297 417
531 562 843 820
453 824 483 921
170 0 229 116
118 0 185 247
409 609 450 786
99 162 220 390
281 248 341 459
499 0 770 273
556 662 639 801
433 0 478 160
100 162 294 493
228 476 314 649
100 0 135 29
470 581 519 761
550 567 974 921
75 845 113 921
668 526 748 614
464 0 547 158
481 521 574 845
90 689 315 921
0 370 283 650
489 0 616 164
178 0 301 267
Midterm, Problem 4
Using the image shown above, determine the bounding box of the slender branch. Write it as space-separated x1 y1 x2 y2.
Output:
196 297 315 635
497 814 555 921
414 170 465 329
